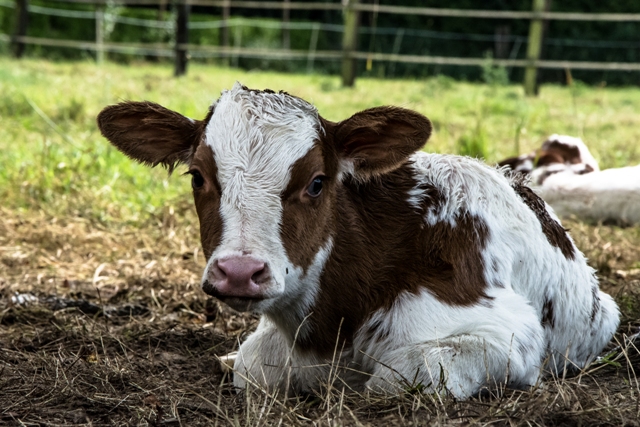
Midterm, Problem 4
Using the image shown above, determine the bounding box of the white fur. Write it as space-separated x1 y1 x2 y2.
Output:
356 287 545 397
535 165 640 225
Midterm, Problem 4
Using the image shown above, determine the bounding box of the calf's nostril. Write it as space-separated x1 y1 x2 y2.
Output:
213 260 227 279
251 264 269 283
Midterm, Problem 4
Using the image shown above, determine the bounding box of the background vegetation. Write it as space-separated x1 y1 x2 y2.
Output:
2 58 640 224
2 0 640 84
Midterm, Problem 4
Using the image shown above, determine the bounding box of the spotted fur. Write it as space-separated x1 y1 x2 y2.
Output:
97 84 619 398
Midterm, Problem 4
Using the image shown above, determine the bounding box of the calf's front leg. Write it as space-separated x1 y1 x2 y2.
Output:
232 318 295 393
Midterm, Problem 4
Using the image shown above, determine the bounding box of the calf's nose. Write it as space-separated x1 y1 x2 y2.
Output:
217 256 266 287
205 255 270 299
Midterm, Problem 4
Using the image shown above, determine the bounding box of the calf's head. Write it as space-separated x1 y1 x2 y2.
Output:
98 83 431 313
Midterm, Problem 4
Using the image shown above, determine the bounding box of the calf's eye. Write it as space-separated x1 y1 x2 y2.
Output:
190 170 204 189
306 177 324 197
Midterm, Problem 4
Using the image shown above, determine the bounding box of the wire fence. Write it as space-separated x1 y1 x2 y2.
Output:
2 0 640 87
4 0 640 49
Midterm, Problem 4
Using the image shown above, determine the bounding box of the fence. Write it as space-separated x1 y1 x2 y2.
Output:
3 0 640 93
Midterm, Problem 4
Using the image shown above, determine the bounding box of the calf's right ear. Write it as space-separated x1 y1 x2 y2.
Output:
97 101 202 171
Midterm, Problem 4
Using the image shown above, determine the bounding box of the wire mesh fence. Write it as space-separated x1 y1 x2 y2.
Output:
2 0 640 86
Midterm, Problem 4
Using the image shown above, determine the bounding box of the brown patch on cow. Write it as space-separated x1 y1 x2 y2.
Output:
189 140 223 260
295 164 491 355
498 155 529 171
512 183 575 260
580 164 595 174
412 180 445 218
534 150 564 168
542 139 582 164
280 144 339 273
541 295 555 328
97 101 203 172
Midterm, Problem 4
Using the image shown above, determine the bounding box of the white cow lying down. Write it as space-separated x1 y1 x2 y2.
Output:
537 166 640 226
97 84 619 398
499 134 640 226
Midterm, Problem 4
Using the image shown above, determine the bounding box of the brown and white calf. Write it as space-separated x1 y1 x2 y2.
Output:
498 134 599 185
98 83 619 398
499 135 640 225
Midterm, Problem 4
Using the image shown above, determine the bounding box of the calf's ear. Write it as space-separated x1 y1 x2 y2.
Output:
97 101 201 171
333 106 432 179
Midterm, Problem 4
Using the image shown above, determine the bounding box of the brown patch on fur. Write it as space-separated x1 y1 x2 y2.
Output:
542 139 582 164
190 144 223 259
542 295 555 328
498 155 529 171
581 164 595 174
412 180 445 218
280 144 338 273
296 164 491 354
512 183 575 260
97 101 203 172
535 151 564 168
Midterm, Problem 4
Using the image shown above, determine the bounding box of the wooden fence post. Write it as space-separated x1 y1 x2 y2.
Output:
388 28 404 77
220 0 230 65
174 0 189 77
341 0 360 87
95 4 105 65
306 23 320 73
524 0 545 96
282 0 290 50
12 0 29 58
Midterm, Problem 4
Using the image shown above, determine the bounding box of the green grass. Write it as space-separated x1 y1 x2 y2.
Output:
2 58 640 224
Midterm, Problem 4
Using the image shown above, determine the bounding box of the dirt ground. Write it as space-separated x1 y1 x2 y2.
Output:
1 206 639 426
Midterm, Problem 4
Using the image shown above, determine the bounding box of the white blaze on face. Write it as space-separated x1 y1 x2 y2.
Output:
203 83 322 297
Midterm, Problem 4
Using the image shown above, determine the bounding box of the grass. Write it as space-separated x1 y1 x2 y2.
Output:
1 58 640 425
2 58 640 225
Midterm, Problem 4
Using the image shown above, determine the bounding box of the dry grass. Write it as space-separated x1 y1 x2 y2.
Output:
2 207 639 426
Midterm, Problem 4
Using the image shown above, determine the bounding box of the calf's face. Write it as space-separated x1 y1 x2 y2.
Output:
98 83 431 313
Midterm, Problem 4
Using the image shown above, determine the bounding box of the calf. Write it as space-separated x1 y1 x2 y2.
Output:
499 136 640 225
98 83 619 398
498 134 599 185
535 165 640 226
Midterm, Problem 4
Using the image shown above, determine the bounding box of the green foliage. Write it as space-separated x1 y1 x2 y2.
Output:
595 351 622 368
2 0 640 83
481 51 509 86
457 120 488 159
3 59 640 225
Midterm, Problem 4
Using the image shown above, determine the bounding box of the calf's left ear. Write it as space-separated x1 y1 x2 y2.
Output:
333 106 432 179
97 101 201 171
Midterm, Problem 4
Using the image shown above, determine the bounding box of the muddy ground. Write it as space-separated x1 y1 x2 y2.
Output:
1 207 639 426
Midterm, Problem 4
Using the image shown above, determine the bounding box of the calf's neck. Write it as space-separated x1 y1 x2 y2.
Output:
98 83 619 398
